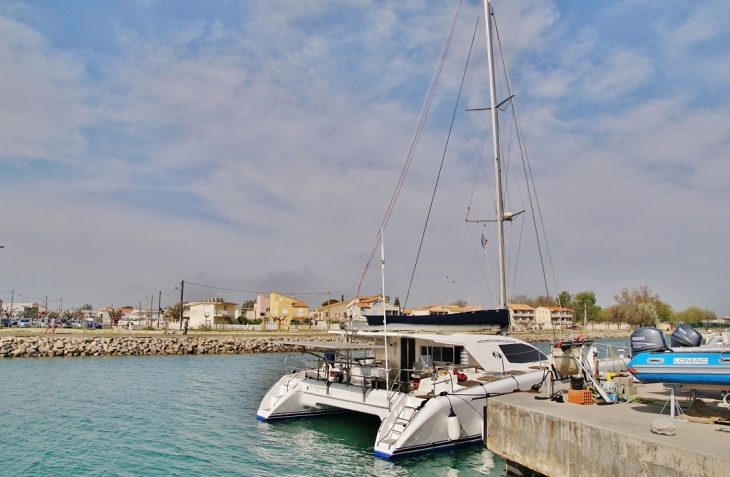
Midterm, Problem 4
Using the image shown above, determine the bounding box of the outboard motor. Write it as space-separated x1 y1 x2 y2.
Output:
670 324 703 348
630 327 668 356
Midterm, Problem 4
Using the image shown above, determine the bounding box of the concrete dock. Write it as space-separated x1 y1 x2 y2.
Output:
486 383 730 476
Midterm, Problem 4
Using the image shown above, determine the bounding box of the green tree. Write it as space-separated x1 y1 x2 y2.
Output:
675 306 704 325
675 307 716 325
321 299 338 307
510 294 534 306
79 304 93 311
557 291 572 309
599 306 617 325
242 300 255 309
573 291 602 324
607 286 672 327
534 295 556 307
108 308 123 326
450 299 468 308
393 297 401 308
704 309 718 322
165 303 189 323
62 309 84 321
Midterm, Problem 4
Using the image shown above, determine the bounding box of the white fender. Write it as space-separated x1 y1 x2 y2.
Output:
446 408 461 441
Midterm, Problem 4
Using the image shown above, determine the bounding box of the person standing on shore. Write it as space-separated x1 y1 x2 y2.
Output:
183 320 188 335
51 317 56 334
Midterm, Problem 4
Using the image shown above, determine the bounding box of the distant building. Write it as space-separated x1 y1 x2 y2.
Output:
269 292 309 327
508 303 536 330
347 296 400 322
184 298 238 329
313 300 349 324
237 306 255 321
254 294 270 320
1 301 47 317
535 306 573 328
97 307 134 325
410 304 483 316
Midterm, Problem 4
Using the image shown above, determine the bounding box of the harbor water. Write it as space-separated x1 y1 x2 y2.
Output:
0 338 629 476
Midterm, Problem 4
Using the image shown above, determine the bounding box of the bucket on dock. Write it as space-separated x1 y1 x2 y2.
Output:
570 375 585 390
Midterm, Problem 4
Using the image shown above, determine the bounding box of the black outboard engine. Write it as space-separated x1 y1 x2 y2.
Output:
670 324 703 348
630 327 668 356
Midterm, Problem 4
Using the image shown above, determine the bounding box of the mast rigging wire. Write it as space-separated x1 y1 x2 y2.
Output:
356 0 463 298
402 17 480 310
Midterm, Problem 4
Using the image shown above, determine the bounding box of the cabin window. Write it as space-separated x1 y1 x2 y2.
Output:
420 346 463 364
497 343 547 363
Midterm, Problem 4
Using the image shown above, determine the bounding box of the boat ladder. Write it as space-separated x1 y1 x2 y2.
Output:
380 404 419 446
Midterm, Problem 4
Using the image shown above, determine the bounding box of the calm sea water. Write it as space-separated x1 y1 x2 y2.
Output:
0 339 629 476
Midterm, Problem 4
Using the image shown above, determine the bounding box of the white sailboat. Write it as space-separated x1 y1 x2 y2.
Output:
257 1 626 458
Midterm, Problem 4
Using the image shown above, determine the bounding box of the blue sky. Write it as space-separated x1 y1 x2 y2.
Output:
1 0 729 316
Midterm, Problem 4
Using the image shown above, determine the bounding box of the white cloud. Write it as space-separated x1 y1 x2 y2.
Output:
0 16 89 160
1 0 730 316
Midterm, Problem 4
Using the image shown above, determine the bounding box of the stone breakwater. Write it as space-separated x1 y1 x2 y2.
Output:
0 331 631 358
0 336 350 358
518 331 631 343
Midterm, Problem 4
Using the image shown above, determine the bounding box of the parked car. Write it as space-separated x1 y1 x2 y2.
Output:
17 319 32 328
1 318 9 327
59 320 72 328
86 321 102 329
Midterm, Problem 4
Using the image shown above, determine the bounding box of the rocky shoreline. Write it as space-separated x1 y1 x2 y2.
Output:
0 335 344 358
0 330 631 359
0 331 629 358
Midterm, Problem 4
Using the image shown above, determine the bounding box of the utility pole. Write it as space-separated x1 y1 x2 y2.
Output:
158 291 162 329
327 291 331 331
150 293 154 327
10 290 14 318
179 280 185 330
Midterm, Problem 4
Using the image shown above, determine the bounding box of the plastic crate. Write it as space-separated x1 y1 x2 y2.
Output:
567 388 593 405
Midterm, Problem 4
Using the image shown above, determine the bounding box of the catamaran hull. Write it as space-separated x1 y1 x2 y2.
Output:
372 370 546 459
257 369 548 458
256 373 396 422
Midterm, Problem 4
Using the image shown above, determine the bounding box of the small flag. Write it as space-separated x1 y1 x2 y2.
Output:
481 234 488 249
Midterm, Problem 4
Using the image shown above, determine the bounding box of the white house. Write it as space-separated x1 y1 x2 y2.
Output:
346 296 400 322
184 298 237 329
508 303 536 330
535 306 574 328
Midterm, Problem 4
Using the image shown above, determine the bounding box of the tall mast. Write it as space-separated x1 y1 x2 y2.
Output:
483 0 507 310
380 227 389 393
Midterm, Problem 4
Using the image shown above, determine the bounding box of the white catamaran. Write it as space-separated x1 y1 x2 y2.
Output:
257 0 626 458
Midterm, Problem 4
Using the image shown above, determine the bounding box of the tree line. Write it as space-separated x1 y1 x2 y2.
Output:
509 286 718 328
